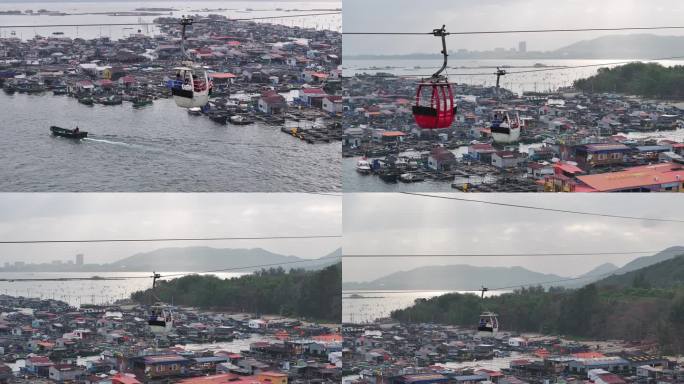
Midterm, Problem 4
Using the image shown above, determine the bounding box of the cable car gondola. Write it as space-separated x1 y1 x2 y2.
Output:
478 311 499 334
478 287 499 335
412 25 456 129
148 303 174 334
170 65 210 108
166 16 212 109
490 111 521 144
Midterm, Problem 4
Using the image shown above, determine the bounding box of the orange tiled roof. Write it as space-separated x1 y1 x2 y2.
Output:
576 163 684 192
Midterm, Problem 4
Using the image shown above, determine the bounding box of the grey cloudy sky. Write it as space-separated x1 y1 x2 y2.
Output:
343 0 684 55
0 193 341 264
343 193 684 282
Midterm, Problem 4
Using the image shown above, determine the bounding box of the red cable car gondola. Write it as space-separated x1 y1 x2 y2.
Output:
412 25 457 129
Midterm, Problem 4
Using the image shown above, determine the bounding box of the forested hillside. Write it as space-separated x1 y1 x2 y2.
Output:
132 263 342 323
392 283 684 353
574 62 684 98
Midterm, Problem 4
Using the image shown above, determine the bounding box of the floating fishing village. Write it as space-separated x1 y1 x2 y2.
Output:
0 295 341 383
0 11 342 144
343 73 684 191
343 321 684 384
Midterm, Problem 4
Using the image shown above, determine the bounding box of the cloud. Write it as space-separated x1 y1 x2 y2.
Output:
563 223 608 234
343 193 684 282
343 0 684 54
0 194 341 264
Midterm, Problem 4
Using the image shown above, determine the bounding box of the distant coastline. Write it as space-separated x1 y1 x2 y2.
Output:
345 33 684 61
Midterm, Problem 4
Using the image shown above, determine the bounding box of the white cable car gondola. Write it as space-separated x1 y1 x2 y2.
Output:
148 303 174 334
166 16 212 109
491 111 521 144
169 65 210 108
478 311 499 335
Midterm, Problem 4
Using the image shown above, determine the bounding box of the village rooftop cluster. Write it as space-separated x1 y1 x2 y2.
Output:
0 13 342 143
343 74 684 192
0 296 341 383
343 322 683 384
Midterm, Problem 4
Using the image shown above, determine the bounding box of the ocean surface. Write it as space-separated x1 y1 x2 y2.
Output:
343 290 508 324
344 58 684 96
0 1 341 40
0 271 246 307
0 92 341 191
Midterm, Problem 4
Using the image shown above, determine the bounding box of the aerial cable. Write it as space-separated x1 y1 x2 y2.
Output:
159 254 341 279
0 256 342 283
342 251 662 258
344 25 684 36
344 270 619 295
345 55 684 79
0 12 341 29
488 270 617 291
399 192 684 223
0 234 341 244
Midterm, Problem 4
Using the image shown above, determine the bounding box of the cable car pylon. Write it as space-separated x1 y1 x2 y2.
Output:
494 67 507 97
152 271 161 288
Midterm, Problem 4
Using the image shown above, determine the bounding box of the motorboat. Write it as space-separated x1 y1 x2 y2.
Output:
229 115 254 125
187 107 202 115
356 158 371 174
50 126 87 139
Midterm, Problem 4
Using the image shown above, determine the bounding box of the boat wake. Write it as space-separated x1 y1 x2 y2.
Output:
83 138 132 147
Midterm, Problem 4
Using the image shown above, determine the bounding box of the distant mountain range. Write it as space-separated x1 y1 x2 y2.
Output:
343 246 684 291
578 262 619 278
597 247 684 288
0 247 341 273
343 265 566 291
612 246 684 274
114 246 342 272
346 34 684 60
550 34 684 59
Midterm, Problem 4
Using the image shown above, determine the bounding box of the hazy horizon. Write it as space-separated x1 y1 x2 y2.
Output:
343 0 684 55
0 193 341 265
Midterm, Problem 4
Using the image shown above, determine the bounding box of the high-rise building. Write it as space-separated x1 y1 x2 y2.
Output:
76 253 84 266
518 41 527 53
